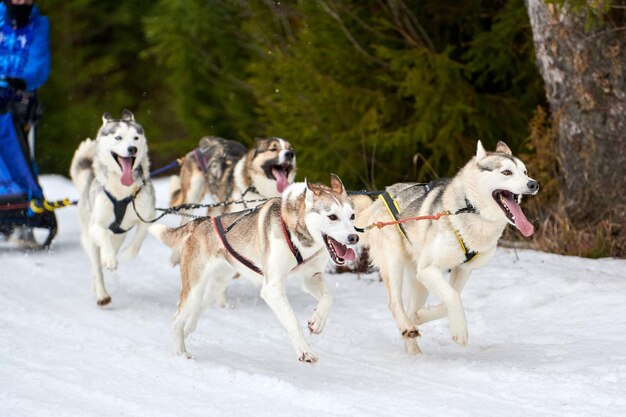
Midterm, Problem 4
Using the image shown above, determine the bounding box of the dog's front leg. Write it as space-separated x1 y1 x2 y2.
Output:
261 276 317 364
302 272 332 334
120 220 150 261
418 265 468 346
90 222 118 271
415 267 471 325
380 261 419 339
403 270 427 354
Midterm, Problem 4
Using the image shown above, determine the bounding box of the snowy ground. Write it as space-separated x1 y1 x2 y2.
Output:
1 175 625 417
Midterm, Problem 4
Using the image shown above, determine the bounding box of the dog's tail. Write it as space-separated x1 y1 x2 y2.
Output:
149 223 194 250
169 175 183 207
352 194 375 247
69 138 96 191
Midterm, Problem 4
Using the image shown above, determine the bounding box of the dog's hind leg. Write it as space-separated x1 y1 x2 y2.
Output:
185 172 206 221
302 272 332 334
173 283 202 358
417 265 468 345
380 261 419 339
170 173 206 265
415 267 470 326
184 268 233 337
172 263 204 358
261 277 318 364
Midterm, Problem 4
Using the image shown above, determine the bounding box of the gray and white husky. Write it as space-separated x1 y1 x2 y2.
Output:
170 136 297 220
70 110 156 306
354 141 539 354
150 174 358 363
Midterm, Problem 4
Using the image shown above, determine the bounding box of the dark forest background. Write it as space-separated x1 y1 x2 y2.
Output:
37 0 544 187
33 0 624 257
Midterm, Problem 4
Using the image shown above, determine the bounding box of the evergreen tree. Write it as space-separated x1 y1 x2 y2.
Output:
36 0 167 173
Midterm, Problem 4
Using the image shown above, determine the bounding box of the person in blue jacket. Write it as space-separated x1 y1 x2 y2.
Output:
0 0 50 246
0 0 49 108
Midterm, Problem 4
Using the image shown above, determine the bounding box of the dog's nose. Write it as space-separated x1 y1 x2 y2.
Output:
527 180 539 193
284 150 294 160
347 234 359 245
127 146 138 155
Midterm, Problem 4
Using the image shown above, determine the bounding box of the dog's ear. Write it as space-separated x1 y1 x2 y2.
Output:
253 138 267 156
476 140 487 161
121 109 135 122
305 178 322 197
495 141 512 155
254 137 268 149
102 112 113 125
330 173 345 194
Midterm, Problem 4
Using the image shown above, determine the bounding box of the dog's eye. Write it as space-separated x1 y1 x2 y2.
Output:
328 214 338 221
502 170 512 176
350 213 355 220
270 147 278 151
115 135 122 141
134 136 139 141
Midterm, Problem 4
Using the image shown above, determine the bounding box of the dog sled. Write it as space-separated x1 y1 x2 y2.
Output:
0 99 57 248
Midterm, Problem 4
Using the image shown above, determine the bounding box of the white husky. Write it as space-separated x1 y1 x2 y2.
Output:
150 174 359 363
355 141 539 353
70 110 156 306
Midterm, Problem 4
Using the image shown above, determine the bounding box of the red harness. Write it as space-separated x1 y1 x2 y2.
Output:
213 214 304 276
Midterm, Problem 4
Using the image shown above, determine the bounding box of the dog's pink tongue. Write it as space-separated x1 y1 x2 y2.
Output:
332 240 356 261
343 248 356 261
272 167 289 193
502 195 534 237
118 157 134 187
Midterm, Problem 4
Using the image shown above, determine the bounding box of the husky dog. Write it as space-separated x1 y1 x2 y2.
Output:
355 141 539 354
70 110 156 306
170 136 297 219
151 174 358 363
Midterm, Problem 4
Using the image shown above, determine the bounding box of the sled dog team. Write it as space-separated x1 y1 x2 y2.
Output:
70 110 539 363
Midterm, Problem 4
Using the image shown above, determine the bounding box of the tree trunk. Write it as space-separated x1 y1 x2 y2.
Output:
525 0 626 226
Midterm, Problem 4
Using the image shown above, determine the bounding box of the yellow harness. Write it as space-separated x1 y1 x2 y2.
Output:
379 190 478 264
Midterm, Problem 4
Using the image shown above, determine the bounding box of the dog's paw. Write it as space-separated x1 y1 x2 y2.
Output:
298 350 318 365
404 338 423 355
96 295 111 306
449 319 468 346
176 350 194 360
119 246 139 262
307 312 328 335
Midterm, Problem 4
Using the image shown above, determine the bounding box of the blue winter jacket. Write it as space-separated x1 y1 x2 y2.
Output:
0 3 50 105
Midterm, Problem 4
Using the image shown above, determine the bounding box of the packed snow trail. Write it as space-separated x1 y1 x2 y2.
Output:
1 175 624 417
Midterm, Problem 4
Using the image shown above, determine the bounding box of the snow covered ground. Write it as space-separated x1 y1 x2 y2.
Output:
1 175 625 417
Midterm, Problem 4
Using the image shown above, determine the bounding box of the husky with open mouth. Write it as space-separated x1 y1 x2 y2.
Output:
151 174 358 363
354 141 539 354
170 136 296 220
70 110 156 306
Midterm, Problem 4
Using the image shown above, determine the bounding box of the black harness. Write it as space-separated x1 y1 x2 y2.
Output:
104 188 139 234
213 209 304 276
